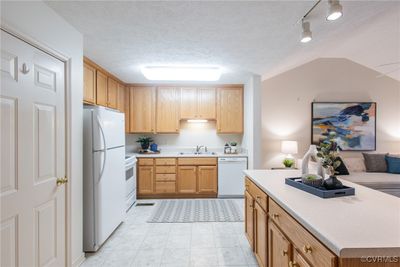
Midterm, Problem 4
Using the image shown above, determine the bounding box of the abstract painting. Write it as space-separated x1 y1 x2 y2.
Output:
312 102 376 151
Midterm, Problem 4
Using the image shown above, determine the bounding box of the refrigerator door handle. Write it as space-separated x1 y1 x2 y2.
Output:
96 115 107 182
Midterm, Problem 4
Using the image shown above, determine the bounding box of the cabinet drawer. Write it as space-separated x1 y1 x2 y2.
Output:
156 166 176 174
269 199 337 267
178 157 217 165
155 182 176 193
248 180 267 211
155 158 176 166
155 173 176 181
138 158 154 166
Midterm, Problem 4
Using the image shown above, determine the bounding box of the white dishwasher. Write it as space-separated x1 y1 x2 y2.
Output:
218 157 248 198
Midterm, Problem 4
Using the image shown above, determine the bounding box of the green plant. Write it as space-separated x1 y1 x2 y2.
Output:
136 136 153 149
230 142 237 146
283 158 295 168
304 174 319 180
317 132 341 176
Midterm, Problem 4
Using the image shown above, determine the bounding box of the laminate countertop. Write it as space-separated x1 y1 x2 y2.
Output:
127 152 248 158
244 169 400 258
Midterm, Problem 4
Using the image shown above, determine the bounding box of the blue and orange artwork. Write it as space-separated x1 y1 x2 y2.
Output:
312 102 376 151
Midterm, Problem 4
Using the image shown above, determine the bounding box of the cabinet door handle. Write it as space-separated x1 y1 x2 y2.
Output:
281 250 288 256
289 261 298 267
303 245 312 254
271 213 279 219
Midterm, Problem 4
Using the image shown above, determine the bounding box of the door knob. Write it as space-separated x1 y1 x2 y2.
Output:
20 63 30 74
56 177 68 186
302 244 312 254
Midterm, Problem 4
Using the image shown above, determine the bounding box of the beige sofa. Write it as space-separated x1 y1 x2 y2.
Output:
340 158 400 197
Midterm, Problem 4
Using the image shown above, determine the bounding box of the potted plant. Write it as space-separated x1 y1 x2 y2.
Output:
316 132 343 189
283 158 295 168
230 142 238 154
301 173 323 187
136 136 153 150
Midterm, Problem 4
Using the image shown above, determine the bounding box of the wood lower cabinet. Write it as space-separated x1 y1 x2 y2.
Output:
138 157 217 198
177 166 197 194
245 177 339 267
245 191 254 248
138 165 154 194
83 63 96 104
268 220 291 267
197 166 217 194
254 201 268 267
293 249 312 267
96 70 108 107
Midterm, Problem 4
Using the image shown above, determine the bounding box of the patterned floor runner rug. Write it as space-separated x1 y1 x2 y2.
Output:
147 199 243 223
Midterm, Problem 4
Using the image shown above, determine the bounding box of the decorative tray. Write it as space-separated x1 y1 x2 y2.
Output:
285 177 355 198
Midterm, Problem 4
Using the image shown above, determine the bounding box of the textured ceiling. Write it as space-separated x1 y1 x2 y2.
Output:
45 1 400 83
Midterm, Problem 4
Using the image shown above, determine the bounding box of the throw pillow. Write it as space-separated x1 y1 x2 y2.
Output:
386 155 400 174
362 153 388 172
342 157 366 172
335 157 349 175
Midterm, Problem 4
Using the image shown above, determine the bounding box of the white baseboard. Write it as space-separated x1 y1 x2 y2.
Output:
72 253 85 267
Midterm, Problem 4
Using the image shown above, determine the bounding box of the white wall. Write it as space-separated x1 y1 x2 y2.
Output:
126 121 242 152
243 74 262 169
1 1 84 266
261 58 400 169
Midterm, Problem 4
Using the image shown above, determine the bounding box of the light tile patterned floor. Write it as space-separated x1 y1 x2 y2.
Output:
82 199 259 267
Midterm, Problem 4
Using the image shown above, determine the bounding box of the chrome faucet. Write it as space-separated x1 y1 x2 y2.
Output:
196 145 205 153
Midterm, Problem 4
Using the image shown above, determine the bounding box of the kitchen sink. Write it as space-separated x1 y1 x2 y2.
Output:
178 152 217 156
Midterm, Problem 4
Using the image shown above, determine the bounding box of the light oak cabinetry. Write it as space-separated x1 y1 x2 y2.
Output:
245 177 338 267
107 77 118 109
156 87 180 133
96 70 108 106
83 63 96 104
180 87 216 119
177 166 197 194
83 58 127 121
137 157 217 198
129 87 155 133
217 87 243 133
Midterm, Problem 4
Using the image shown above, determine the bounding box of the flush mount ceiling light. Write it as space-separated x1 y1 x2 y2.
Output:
141 66 222 81
301 21 312 43
187 119 208 123
326 0 343 21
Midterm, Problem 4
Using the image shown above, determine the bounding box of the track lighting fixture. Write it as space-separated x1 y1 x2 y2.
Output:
326 0 343 21
301 21 312 43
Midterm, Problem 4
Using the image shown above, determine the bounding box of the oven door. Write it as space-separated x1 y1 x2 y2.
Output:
125 161 136 197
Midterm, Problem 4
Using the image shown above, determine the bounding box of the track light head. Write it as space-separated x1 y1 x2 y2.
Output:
327 0 343 21
301 21 312 43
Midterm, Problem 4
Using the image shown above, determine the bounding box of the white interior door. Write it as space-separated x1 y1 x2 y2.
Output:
1 30 66 267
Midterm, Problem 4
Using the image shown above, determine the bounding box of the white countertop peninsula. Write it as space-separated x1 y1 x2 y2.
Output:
244 169 400 258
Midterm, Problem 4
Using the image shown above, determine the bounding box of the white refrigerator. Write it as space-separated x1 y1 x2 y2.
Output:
83 106 126 252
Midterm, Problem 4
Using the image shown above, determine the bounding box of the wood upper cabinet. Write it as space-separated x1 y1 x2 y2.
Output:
245 190 254 249
156 87 180 133
96 70 108 106
217 87 243 133
117 83 125 112
180 87 216 119
177 166 197 194
254 202 268 267
129 87 155 133
83 63 96 104
197 88 216 119
138 166 154 194
124 87 130 132
197 166 217 194
268 221 291 267
107 77 118 109
180 87 197 119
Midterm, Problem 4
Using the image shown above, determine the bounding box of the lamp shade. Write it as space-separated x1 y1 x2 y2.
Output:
281 141 298 154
